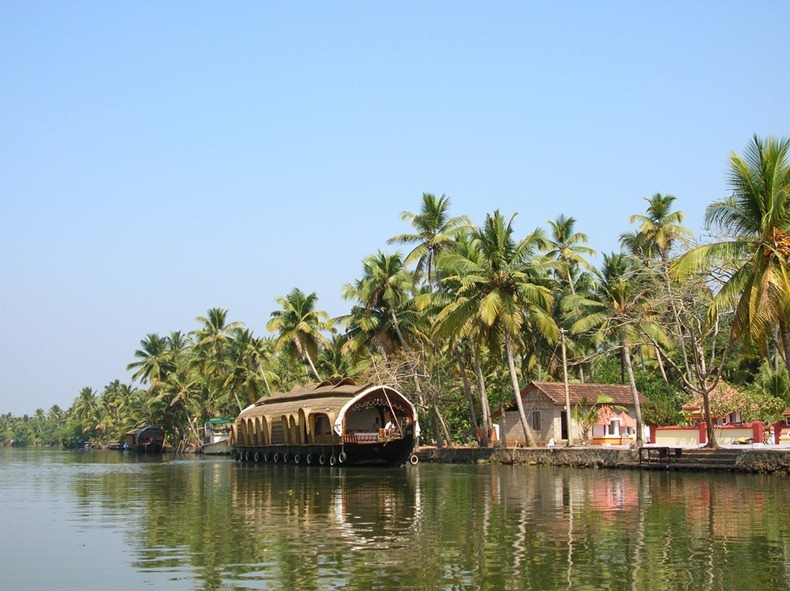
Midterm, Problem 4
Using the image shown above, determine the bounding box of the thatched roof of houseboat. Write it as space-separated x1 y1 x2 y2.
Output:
125 423 163 436
237 380 417 436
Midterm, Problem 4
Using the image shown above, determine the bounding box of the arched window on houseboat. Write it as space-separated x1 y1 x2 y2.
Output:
270 418 285 444
312 413 332 444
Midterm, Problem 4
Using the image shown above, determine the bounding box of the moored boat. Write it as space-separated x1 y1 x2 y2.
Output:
201 417 233 455
231 379 419 467
123 423 165 453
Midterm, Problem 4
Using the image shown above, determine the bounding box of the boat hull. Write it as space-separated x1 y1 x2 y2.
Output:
234 424 417 468
201 439 232 455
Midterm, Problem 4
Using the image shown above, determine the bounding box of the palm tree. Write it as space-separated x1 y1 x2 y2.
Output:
71 387 100 438
673 135 790 373
545 214 596 295
436 211 557 447
191 309 241 368
570 253 669 445
267 288 332 381
127 334 173 389
388 193 474 288
223 328 277 407
545 215 596 383
342 251 416 354
628 194 693 263
626 194 692 396
191 309 242 411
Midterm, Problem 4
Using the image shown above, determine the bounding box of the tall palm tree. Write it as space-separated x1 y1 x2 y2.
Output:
267 288 332 381
545 214 596 295
545 215 596 383
71 387 100 438
628 194 693 263
342 251 416 354
673 135 790 372
626 194 691 396
191 308 241 366
570 253 669 445
223 328 277 407
435 211 557 447
127 334 173 389
388 193 474 288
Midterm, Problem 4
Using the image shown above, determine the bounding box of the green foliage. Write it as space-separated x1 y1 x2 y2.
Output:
8 153 790 447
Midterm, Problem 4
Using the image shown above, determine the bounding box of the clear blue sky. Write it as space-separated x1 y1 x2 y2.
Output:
1 2 787 415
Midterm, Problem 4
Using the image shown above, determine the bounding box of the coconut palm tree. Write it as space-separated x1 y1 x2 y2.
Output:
191 309 241 368
545 214 596 295
127 333 173 389
435 211 557 447
570 252 669 445
673 135 790 373
625 194 691 396
268 288 332 381
342 251 416 354
544 215 597 383
223 328 277 407
628 193 693 263
71 387 100 438
388 193 474 288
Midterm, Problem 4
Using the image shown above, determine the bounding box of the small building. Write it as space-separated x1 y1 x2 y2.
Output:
123 424 165 453
494 381 647 446
592 405 637 445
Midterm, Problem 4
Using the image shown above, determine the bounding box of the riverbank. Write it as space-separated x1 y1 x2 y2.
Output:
415 445 790 474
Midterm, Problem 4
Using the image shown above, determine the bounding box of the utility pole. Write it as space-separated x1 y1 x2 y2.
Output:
561 328 572 447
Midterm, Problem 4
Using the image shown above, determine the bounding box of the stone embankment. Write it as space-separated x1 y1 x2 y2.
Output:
415 445 790 474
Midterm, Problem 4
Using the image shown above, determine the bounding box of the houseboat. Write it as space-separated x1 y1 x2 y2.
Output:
201 417 233 455
123 423 165 453
231 379 419 467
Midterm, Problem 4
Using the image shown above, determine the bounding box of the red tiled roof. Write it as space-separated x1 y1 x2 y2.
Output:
494 381 646 417
525 381 647 406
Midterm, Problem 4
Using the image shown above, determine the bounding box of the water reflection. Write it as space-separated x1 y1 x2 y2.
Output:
2 450 790 591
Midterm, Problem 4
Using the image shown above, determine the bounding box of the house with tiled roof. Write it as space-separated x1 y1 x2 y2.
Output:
493 381 647 446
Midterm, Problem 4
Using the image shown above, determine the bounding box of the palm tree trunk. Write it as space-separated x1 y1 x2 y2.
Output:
780 318 790 378
432 401 452 447
454 346 479 441
701 386 718 448
472 342 493 447
654 345 673 398
303 350 322 382
506 334 537 447
620 325 643 447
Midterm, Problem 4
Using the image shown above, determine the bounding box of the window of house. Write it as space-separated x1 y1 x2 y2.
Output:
531 411 541 432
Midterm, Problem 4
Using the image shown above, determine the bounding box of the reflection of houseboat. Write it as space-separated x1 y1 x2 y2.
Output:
123 424 165 453
231 380 419 467
202 418 233 455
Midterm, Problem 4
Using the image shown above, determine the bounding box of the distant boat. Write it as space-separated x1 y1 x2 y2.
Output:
231 379 420 467
201 417 233 455
123 424 165 453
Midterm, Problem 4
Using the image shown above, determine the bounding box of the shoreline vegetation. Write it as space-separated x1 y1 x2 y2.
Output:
4 135 790 458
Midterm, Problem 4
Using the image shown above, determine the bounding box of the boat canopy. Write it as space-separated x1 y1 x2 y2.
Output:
236 380 419 439
333 384 419 437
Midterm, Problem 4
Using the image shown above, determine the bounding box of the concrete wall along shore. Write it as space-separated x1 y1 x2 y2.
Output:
415 446 790 473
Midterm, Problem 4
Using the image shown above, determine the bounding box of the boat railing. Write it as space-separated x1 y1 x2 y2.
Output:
343 429 402 443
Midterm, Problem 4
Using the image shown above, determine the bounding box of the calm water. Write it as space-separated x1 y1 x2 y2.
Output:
1 449 789 591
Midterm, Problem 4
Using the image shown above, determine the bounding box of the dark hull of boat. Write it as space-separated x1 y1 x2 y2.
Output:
233 425 417 468
125 443 164 453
